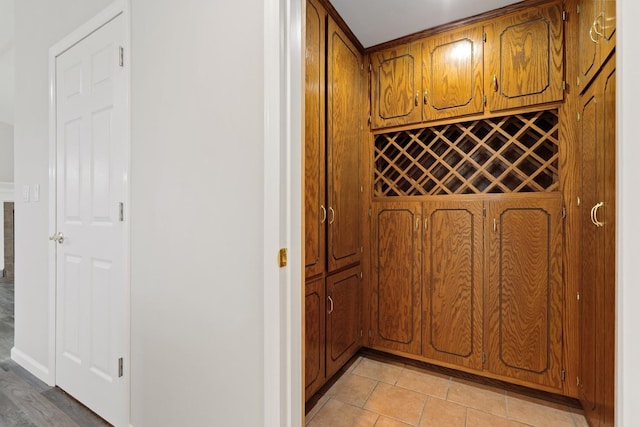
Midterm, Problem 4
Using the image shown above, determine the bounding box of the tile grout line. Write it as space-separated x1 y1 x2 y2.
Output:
414 394 429 427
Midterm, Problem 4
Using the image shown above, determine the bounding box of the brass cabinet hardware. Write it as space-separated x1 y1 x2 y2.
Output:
423 90 428 105
49 232 64 244
492 75 498 92
320 205 327 223
415 217 420 230
592 202 605 227
328 206 335 224
415 91 420 106
327 296 334 314
493 218 497 232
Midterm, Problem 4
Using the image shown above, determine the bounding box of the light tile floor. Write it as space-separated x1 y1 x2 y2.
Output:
306 355 589 427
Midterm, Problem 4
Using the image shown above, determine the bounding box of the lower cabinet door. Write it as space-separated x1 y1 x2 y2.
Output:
422 199 484 370
326 266 361 378
305 276 325 399
484 194 564 389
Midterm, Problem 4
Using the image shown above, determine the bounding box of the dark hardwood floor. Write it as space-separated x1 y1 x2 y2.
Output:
0 279 111 427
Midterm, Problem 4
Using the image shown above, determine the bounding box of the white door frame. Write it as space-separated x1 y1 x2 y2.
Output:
263 0 304 425
47 0 131 413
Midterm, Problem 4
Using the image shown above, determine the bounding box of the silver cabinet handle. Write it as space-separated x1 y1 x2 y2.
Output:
328 207 335 225
49 232 64 244
320 205 327 224
327 296 334 314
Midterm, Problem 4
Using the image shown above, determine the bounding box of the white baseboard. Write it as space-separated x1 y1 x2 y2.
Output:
10 346 54 386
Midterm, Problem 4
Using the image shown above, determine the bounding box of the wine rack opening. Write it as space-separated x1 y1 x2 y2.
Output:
373 110 559 197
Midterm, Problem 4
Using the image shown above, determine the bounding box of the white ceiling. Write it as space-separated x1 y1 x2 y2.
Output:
329 0 523 48
0 0 14 125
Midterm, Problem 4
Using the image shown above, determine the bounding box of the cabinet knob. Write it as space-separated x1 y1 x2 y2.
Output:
415 91 420 106
492 75 498 92
423 90 428 105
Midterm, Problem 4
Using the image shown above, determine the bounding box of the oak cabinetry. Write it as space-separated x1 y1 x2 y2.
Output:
578 54 615 427
577 0 615 93
326 266 362 378
305 277 325 398
370 202 422 355
369 195 563 390
304 0 363 400
484 195 564 389
304 0 326 279
422 200 483 370
484 1 564 112
420 25 484 121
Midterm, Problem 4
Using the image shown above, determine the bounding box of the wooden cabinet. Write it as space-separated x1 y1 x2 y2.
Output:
484 194 564 389
370 202 422 355
326 266 362 378
420 25 484 121
422 200 483 370
369 195 564 390
578 55 615 427
327 18 363 272
370 43 421 129
577 0 615 93
305 277 325 398
484 1 564 112
304 0 326 279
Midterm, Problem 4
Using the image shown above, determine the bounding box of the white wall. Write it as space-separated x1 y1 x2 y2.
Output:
618 2 640 426
129 1 266 425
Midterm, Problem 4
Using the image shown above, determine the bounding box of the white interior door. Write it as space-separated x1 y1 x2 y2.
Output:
54 13 128 426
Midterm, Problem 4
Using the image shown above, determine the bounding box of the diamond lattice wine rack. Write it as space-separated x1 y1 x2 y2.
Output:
373 110 559 197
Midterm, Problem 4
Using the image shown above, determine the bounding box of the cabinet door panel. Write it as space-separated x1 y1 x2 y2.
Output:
304 0 326 278
422 25 484 121
485 195 563 389
371 43 422 128
305 277 325 399
327 18 362 272
485 1 563 112
578 0 599 90
422 200 483 369
371 203 421 355
326 266 361 378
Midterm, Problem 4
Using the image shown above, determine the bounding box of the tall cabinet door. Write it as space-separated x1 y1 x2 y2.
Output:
327 18 362 272
421 25 484 121
485 195 563 390
484 1 564 112
370 202 422 355
579 55 616 427
305 277 325 398
422 200 483 370
370 42 422 129
577 0 616 93
304 0 326 279
326 266 361 378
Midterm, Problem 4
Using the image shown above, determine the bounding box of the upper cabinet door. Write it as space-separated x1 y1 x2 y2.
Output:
327 18 362 272
421 25 484 121
578 0 616 93
484 194 564 390
371 42 422 129
484 1 564 112
304 0 326 279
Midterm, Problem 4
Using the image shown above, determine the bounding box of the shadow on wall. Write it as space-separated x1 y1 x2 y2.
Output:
1 202 13 280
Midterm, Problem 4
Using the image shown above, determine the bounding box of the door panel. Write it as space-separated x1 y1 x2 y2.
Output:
326 266 361 378
55 13 127 426
327 19 362 271
422 25 484 121
304 0 326 278
371 42 422 129
578 0 598 90
370 202 421 355
305 277 325 399
422 200 483 369
485 195 563 389
485 1 564 111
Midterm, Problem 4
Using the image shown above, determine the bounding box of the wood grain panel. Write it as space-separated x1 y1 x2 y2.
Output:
326 266 361 378
485 1 564 112
370 202 422 355
305 277 325 399
304 0 326 279
327 18 362 271
422 200 483 369
578 0 598 91
371 43 422 129
485 194 563 389
422 25 484 121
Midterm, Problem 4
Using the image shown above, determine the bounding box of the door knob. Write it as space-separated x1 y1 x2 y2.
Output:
49 232 64 244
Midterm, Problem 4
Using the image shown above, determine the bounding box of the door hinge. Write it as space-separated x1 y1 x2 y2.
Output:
368 115 372 125
562 80 566 91
482 352 486 364
562 10 567 21
119 46 124 67
482 32 487 42
119 202 124 222
482 94 487 105
278 248 288 268
561 369 566 381
118 357 124 377
562 206 566 219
